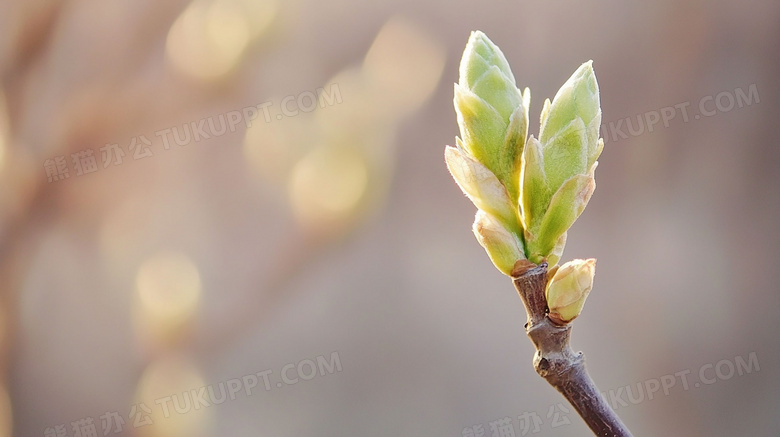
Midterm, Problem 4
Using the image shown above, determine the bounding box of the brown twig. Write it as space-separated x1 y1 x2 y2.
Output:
512 261 633 437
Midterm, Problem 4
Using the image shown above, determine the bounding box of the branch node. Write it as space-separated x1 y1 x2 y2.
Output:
513 264 633 436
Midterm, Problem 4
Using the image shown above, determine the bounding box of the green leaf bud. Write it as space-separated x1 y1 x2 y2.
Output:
473 210 526 275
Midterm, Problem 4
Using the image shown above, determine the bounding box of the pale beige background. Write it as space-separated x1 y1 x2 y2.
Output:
0 1 778 436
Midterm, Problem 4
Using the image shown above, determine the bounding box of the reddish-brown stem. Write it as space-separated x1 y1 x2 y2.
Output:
512 262 633 437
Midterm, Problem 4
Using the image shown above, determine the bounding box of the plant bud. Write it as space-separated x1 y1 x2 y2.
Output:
455 31 529 200
545 258 596 323
448 33 605 273
539 60 601 166
473 210 525 276
444 145 518 230
522 63 603 257
546 232 567 267
527 163 597 263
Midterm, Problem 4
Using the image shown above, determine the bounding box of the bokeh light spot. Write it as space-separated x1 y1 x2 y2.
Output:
289 146 369 231
135 356 210 437
362 17 446 118
135 251 201 343
166 0 253 80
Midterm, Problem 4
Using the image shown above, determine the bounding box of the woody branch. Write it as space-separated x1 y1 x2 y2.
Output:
511 261 632 437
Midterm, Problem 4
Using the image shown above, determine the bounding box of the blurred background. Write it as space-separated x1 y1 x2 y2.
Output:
0 0 778 436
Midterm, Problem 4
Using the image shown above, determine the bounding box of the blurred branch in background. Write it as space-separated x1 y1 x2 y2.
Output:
166 0 281 82
0 0 444 435
1 3 68 436
207 15 446 355
0 0 288 435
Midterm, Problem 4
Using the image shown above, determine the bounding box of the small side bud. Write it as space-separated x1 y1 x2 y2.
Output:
545 258 596 324
473 210 525 275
